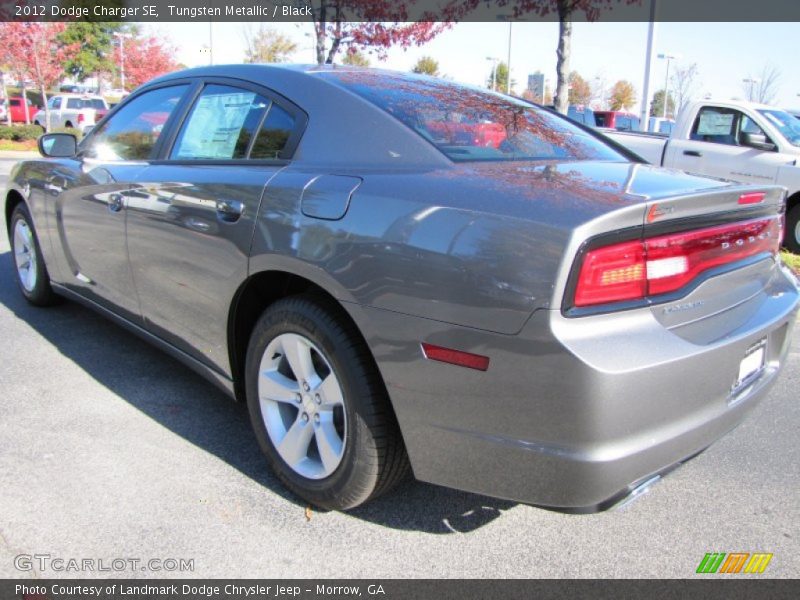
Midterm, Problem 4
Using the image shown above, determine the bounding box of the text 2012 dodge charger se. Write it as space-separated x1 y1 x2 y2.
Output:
6 65 799 511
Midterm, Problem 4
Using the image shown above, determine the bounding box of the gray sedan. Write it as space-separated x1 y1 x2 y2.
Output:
5 65 798 511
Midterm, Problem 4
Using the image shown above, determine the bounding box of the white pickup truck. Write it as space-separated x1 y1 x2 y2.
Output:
606 100 800 252
32 94 109 133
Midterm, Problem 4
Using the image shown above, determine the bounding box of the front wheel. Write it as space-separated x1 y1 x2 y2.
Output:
245 295 409 510
9 203 59 306
785 203 800 254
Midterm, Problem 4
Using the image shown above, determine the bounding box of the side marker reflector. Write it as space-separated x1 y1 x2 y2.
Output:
738 192 766 205
421 343 490 371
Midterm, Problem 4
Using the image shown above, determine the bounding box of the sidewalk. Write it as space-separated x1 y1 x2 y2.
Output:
0 150 38 159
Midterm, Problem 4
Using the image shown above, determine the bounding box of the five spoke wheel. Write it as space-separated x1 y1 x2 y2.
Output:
258 333 346 479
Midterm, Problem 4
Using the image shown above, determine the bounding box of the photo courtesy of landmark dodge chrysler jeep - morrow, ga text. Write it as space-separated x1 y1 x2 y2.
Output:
5 65 799 511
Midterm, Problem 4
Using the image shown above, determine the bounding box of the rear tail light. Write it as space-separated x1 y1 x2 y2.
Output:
573 216 782 308
77 113 84 124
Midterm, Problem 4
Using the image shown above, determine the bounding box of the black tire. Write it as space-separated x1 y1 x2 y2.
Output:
64 121 73 128
245 295 409 510
785 203 800 254
9 203 59 306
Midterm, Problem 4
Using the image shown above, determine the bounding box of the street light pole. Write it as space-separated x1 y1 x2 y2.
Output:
742 78 760 102
486 57 499 91
657 52 680 119
506 22 512 95
112 32 132 91
639 0 658 131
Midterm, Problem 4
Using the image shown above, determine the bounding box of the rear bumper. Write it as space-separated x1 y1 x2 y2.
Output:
350 263 799 510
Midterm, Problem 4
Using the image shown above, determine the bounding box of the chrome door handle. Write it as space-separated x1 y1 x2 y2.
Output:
216 199 244 223
108 193 124 213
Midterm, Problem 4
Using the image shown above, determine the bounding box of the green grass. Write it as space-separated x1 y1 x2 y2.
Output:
0 139 37 151
781 250 800 275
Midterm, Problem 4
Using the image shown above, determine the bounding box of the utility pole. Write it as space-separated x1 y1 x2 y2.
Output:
112 32 132 90
639 0 657 131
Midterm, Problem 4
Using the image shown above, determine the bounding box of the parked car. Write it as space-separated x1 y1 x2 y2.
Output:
595 110 641 131
546 104 597 127
32 94 109 132
605 100 800 253
647 116 675 135
1 96 38 123
6 66 798 511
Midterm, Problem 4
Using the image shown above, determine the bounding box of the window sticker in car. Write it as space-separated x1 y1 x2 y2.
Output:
174 91 267 160
697 112 735 136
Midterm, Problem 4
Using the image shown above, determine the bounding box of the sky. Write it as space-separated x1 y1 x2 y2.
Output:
140 20 800 113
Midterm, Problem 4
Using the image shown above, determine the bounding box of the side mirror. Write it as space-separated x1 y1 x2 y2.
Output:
740 131 776 151
38 133 77 158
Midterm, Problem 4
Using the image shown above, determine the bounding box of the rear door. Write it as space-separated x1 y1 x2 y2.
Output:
125 79 306 375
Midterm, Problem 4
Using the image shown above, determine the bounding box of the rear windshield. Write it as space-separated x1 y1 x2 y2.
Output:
66 98 106 110
321 71 623 163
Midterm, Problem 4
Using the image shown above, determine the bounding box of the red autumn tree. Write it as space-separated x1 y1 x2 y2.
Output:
0 22 75 127
122 34 180 90
308 1 462 64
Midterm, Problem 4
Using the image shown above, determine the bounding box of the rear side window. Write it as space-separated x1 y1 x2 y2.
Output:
172 84 296 160
84 85 188 161
322 72 623 163
249 104 295 159
66 98 80 109
172 84 273 160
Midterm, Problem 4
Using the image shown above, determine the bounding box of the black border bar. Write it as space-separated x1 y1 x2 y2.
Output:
2 0 800 23
3 579 800 600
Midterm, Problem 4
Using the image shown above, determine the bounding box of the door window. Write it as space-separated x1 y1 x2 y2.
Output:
49 97 61 110
249 104 296 159
691 107 738 145
171 84 274 160
83 85 188 161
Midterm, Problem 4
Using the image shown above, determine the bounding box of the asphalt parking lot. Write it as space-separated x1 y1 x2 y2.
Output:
0 156 798 579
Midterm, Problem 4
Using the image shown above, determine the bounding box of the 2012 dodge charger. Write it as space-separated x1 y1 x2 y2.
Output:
6 65 798 511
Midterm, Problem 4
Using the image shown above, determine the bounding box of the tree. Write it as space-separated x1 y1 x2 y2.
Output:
341 49 371 66
670 62 698 118
122 33 180 90
650 89 675 118
58 23 121 84
487 62 515 93
743 64 781 105
0 23 76 129
307 1 456 65
609 80 636 110
493 1 641 114
568 71 591 105
242 25 298 64
412 56 440 77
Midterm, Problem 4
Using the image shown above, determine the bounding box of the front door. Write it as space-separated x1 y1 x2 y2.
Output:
54 84 190 320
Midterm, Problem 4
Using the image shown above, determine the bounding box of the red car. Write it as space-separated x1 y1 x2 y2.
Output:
4 97 38 123
594 110 641 132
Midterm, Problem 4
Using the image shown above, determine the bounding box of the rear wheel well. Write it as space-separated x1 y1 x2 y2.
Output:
4 189 25 233
228 271 374 402
787 191 800 213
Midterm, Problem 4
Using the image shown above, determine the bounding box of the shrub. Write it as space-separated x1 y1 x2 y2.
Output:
50 126 83 141
0 124 44 141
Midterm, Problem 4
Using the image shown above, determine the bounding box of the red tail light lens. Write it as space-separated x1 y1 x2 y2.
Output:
573 216 782 308
77 113 84 124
